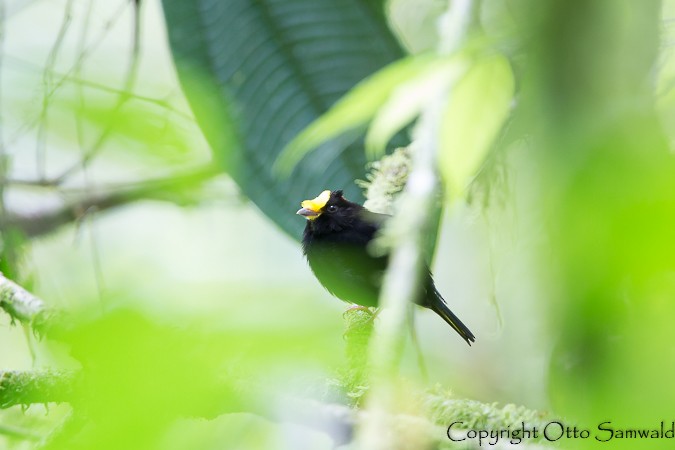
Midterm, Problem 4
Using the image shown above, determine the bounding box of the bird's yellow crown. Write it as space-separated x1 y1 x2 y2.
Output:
301 190 331 212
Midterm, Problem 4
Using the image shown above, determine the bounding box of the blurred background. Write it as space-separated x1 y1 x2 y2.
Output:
1 0 675 449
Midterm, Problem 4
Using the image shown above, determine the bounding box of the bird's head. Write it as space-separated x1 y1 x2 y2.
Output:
297 189 369 237
296 189 350 220
296 190 381 241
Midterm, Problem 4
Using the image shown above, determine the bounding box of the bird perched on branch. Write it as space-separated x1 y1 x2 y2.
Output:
296 189 475 345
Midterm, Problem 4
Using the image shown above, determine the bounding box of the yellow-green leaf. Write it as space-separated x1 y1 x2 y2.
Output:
274 54 437 175
439 54 514 195
365 56 468 160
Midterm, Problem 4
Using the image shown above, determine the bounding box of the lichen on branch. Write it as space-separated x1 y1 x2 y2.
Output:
358 146 412 215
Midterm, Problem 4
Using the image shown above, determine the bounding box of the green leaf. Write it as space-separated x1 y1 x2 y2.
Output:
161 0 404 238
364 56 467 159
275 54 436 173
439 54 514 195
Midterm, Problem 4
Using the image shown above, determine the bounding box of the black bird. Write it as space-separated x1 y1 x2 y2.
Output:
297 189 475 345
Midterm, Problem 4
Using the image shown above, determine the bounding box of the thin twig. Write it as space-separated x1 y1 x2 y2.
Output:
55 0 144 183
5 1 131 154
35 0 75 179
3 55 193 121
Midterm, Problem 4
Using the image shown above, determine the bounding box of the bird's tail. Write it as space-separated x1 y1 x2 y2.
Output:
430 291 475 346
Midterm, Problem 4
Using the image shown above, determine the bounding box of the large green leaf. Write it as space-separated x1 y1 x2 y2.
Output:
161 0 404 237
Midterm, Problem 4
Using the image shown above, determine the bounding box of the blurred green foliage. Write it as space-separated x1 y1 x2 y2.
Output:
47 99 198 164
519 1 675 447
40 306 342 449
439 53 513 196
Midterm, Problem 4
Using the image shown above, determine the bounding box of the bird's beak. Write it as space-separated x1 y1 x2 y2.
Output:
296 207 320 219
296 190 331 221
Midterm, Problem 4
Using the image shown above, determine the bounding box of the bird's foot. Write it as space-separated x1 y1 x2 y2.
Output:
343 306 378 340
342 305 374 318
342 305 380 327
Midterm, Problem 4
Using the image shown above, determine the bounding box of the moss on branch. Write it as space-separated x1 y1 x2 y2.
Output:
0 272 62 336
0 273 45 324
357 147 412 214
0 370 79 409
424 388 553 436
0 362 554 449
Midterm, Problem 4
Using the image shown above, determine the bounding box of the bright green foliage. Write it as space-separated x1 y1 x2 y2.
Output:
364 57 467 160
46 100 199 164
523 2 675 448
439 54 514 196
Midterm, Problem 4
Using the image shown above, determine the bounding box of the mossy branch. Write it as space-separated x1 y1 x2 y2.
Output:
0 370 79 409
356 122 444 448
0 273 45 323
0 272 62 336
357 147 412 215
0 368 553 447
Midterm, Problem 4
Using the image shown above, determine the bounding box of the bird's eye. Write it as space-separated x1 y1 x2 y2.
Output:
326 205 338 213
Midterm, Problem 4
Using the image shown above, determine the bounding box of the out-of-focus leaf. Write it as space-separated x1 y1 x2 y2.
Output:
161 0 404 238
364 56 467 159
46 97 200 164
439 54 514 195
276 54 436 172
49 306 342 449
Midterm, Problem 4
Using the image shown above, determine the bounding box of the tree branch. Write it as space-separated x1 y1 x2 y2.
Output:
0 272 62 337
0 370 78 409
4 165 221 238
0 273 45 324
0 369 552 448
